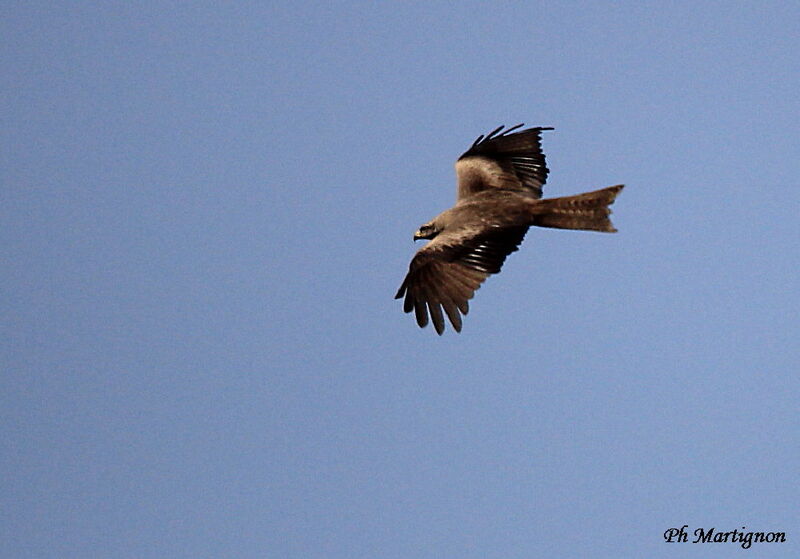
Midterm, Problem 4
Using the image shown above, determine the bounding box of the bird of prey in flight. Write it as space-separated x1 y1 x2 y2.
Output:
395 124 623 335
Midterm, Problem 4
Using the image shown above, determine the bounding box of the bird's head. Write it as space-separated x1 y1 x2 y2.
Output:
414 221 440 241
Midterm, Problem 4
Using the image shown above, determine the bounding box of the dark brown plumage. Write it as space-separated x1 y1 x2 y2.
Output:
395 125 624 335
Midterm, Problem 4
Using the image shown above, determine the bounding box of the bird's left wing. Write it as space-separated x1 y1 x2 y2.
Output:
455 124 553 201
395 226 529 335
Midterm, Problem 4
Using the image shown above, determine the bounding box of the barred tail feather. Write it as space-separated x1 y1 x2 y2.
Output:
533 185 623 232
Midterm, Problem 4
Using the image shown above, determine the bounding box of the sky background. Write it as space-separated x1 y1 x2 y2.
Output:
2 2 799 558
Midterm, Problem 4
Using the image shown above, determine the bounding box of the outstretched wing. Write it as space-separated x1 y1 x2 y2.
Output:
394 226 529 335
455 124 553 201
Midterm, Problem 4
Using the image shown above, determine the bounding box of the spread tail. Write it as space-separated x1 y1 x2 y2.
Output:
533 185 624 232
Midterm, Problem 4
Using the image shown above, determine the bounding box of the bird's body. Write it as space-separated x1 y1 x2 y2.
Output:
427 190 535 240
396 125 623 335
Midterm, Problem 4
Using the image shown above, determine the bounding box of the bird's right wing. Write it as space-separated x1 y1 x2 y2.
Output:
395 226 529 335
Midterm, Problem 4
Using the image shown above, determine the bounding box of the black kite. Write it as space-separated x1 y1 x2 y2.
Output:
395 124 623 334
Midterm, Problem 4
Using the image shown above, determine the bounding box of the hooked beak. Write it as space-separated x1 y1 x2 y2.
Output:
414 226 437 242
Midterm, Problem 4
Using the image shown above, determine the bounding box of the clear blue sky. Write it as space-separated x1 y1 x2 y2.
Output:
3 3 799 557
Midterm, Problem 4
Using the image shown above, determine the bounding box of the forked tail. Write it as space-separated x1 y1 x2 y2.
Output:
533 185 624 232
